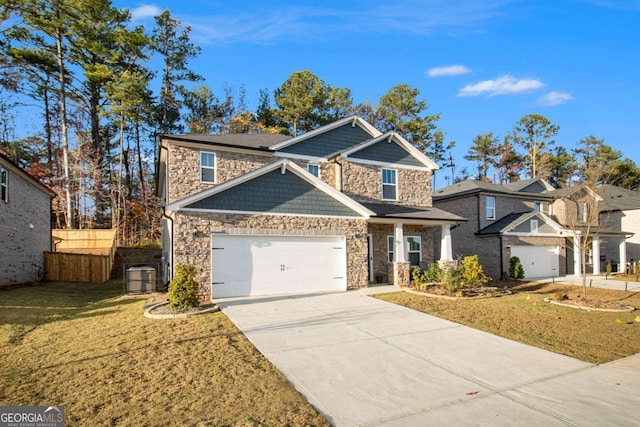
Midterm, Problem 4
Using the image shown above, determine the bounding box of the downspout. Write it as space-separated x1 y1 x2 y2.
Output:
162 210 174 288
476 194 481 231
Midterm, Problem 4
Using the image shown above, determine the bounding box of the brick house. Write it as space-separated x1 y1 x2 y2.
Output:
0 151 55 286
432 178 632 279
157 116 464 298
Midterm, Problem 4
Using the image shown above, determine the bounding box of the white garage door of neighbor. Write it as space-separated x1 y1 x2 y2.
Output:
211 234 347 298
511 245 560 278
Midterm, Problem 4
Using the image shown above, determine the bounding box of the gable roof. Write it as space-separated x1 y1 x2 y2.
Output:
598 184 640 211
166 159 374 218
341 132 439 170
0 151 56 197
270 116 381 160
478 211 566 236
163 133 290 151
433 178 554 200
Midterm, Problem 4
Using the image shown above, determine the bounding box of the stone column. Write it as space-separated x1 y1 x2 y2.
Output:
440 224 453 261
388 261 410 287
573 234 582 276
592 236 601 275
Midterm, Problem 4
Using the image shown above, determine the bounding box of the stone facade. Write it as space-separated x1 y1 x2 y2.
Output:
388 262 410 287
0 160 52 286
171 211 368 297
166 144 273 204
341 162 432 206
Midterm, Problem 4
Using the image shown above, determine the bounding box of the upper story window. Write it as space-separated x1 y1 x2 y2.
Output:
486 196 495 220
307 163 320 178
533 201 543 212
0 166 7 202
200 151 216 183
382 168 397 200
577 201 587 222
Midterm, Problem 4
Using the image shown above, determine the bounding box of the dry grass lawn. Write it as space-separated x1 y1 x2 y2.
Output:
0 281 328 426
374 281 640 364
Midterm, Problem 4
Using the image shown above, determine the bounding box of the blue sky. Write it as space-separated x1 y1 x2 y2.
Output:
119 1 639 183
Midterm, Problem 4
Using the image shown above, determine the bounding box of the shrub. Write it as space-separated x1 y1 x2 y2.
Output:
606 261 612 277
168 264 200 311
441 260 464 293
554 291 568 301
509 256 525 280
461 255 488 288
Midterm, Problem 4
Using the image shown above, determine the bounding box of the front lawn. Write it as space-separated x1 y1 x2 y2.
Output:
0 281 328 426
374 281 640 364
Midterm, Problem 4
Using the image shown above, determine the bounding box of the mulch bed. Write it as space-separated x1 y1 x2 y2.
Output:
544 297 635 312
407 283 512 300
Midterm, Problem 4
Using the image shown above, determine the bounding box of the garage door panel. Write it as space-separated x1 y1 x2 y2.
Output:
511 245 559 278
211 234 346 298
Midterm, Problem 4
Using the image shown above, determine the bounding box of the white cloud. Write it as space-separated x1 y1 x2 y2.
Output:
130 4 162 22
457 75 545 97
427 65 471 77
539 91 573 106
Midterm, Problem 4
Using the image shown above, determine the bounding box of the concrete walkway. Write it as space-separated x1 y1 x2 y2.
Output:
217 286 640 426
544 274 640 292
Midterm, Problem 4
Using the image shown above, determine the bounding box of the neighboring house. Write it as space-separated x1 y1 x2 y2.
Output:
432 178 633 279
157 116 464 298
598 185 640 265
0 151 55 286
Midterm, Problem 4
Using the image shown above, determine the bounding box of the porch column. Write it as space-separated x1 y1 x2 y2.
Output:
620 239 627 272
573 234 582 276
393 223 406 262
592 236 601 275
440 224 453 261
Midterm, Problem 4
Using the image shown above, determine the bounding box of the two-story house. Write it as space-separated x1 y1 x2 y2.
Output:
432 178 632 279
0 151 55 286
157 116 464 299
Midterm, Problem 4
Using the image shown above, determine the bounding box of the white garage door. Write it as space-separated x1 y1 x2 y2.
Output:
510 245 560 278
211 234 347 298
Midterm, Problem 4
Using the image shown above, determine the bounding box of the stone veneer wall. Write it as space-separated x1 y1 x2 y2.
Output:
172 211 368 296
166 144 274 204
341 162 432 206
0 162 51 286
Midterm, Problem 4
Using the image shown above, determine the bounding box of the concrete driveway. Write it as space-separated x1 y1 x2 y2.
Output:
217 286 640 426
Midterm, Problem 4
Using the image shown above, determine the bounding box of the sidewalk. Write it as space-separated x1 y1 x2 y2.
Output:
539 274 640 292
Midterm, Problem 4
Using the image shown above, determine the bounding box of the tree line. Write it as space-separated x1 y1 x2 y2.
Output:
1 1 637 245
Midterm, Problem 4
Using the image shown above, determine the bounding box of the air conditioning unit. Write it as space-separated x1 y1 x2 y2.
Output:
126 266 157 294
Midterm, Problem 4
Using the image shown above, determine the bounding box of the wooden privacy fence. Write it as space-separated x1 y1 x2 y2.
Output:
44 229 116 283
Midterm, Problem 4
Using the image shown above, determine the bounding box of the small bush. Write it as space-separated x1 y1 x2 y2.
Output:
509 256 525 280
168 264 200 311
441 260 464 293
461 255 488 288
554 292 568 301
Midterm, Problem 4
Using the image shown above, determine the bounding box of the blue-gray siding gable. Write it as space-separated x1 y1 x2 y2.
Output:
186 169 361 217
348 140 424 167
519 180 548 193
278 124 373 158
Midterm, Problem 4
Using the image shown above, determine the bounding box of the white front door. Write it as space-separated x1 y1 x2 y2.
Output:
211 234 347 298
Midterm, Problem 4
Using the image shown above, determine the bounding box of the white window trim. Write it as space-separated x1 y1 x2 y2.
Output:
0 166 7 202
530 219 539 234
486 196 495 220
200 151 216 184
387 235 421 266
382 168 397 201
307 163 320 178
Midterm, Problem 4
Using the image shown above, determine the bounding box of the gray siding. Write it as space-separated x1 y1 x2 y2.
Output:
0 161 52 286
187 169 361 217
278 124 372 158
349 140 423 167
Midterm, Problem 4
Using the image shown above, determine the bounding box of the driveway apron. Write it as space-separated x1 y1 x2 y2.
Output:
217 287 640 427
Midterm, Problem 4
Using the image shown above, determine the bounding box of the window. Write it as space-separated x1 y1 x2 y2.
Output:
530 219 538 233
0 166 7 202
533 201 543 212
486 196 495 220
307 163 320 178
387 235 422 267
200 151 216 183
577 201 587 222
382 168 397 200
